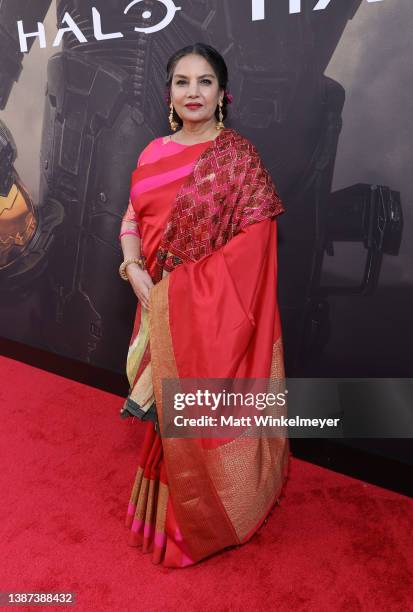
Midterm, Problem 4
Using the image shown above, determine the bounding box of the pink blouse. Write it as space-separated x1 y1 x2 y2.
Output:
120 136 214 275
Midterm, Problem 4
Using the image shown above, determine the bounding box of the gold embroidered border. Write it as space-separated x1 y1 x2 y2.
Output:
130 465 144 503
133 476 150 523
204 338 289 539
155 482 169 535
129 362 154 411
126 306 150 387
149 276 239 562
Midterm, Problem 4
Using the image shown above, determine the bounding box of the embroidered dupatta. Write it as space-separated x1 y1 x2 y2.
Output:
125 127 289 563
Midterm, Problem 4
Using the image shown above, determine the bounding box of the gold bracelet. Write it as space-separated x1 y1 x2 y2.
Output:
119 256 146 281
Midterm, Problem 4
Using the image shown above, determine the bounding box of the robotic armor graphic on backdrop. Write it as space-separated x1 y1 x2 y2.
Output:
0 0 402 374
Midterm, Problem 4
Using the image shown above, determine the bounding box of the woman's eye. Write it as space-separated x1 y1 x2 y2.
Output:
175 79 212 85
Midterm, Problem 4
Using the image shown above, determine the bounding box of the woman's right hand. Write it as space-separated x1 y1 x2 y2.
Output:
126 264 154 310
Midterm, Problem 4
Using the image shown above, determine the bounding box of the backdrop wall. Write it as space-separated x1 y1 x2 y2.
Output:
0 0 410 380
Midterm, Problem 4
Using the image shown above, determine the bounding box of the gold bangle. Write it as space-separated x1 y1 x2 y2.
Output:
119 256 146 281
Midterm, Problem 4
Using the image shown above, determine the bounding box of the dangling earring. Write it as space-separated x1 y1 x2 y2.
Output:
169 101 179 132
216 99 224 130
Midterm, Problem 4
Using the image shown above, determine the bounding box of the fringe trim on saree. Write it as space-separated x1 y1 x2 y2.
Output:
125 422 196 567
125 458 167 563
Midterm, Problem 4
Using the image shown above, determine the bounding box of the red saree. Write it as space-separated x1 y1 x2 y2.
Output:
121 128 290 567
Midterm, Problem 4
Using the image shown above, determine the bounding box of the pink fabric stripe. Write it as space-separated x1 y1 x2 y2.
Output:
154 530 167 548
144 522 153 538
130 161 195 200
127 502 136 515
141 137 189 165
131 518 143 533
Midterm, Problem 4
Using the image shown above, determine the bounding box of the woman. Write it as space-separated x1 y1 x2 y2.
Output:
118 43 289 568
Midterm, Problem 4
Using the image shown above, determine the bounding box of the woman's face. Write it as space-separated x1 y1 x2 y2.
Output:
170 54 223 127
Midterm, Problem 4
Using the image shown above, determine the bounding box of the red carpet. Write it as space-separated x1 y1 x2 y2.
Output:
0 355 412 611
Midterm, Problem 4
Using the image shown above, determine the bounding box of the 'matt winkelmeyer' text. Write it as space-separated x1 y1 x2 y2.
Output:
173 415 341 428
17 0 384 53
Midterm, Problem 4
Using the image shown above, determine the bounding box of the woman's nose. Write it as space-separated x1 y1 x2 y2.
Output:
188 83 200 94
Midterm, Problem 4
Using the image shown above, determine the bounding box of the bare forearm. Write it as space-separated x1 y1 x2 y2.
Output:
120 232 141 260
119 215 141 259
119 222 152 301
